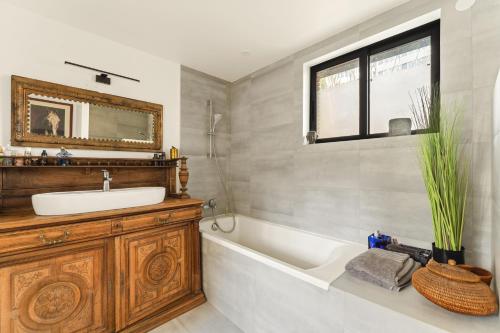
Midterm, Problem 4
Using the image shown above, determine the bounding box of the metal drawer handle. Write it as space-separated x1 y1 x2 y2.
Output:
155 213 172 225
39 230 70 245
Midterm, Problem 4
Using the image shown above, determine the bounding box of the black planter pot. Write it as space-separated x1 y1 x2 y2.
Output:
432 242 465 264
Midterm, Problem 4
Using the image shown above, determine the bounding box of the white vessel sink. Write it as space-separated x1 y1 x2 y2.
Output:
32 187 166 216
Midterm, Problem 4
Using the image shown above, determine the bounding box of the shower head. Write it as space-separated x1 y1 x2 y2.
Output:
212 113 223 131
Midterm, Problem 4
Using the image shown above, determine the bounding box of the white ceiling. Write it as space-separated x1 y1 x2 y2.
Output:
3 0 409 82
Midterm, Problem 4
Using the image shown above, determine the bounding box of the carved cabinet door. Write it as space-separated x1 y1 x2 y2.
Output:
117 222 191 328
0 239 113 333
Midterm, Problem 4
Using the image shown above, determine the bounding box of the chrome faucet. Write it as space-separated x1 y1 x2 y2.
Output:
102 169 112 192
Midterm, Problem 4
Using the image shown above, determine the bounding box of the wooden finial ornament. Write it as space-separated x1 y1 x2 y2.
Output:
179 156 190 199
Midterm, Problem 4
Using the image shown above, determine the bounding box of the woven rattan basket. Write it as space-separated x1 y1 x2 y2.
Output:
412 259 498 316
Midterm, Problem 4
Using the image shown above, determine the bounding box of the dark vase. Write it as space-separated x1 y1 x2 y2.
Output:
432 242 465 264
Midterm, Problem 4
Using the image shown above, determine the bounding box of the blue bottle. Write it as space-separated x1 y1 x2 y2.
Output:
368 230 392 249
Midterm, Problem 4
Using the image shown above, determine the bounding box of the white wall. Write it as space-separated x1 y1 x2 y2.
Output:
0 2 180 158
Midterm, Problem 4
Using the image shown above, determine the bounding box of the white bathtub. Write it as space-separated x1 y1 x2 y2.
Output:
200 214 366 290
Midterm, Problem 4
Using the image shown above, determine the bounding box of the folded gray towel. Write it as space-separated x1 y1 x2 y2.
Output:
345 248 410 283
392 260 421 290
345 248 421 291
368 248 410 263
394 257 416 284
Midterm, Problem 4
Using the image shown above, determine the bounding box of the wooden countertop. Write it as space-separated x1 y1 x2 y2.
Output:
0 198 204 232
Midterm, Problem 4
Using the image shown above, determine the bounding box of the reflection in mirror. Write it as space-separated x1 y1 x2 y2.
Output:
28 95 73 138
27 94 155 144
89 105 154 143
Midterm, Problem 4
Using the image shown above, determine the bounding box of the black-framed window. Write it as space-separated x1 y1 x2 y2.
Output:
310 20 440 143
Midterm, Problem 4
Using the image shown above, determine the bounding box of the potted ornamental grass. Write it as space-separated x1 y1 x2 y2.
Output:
410 87 470 264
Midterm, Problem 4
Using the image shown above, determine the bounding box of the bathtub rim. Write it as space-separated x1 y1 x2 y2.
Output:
200 213 365 248
200 214 366 290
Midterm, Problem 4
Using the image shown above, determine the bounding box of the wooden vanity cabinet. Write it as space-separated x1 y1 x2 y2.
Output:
116 223 191 329
0 200 205 333
0 239 114 333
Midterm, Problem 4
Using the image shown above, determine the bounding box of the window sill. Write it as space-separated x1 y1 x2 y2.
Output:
301 133 422 152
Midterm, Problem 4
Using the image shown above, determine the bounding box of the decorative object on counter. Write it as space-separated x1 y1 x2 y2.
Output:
14 151 24 166
39 149 48 166
170 146 179 159
2 157 13 166
179 156 190 199
160 151 166 166
457 264 493 286
386 243 432 266
345 248 421 291
0 145 3 164
153 152 160 166
153 152 168 166
368 230 392 249
306 130 318 144
412 259 498 316
2 145 13 166
56 147 72 166
411 87 469 264
388 118 411 136
23 147 32 166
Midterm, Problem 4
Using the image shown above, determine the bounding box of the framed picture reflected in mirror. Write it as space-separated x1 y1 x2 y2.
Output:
28 98 73 137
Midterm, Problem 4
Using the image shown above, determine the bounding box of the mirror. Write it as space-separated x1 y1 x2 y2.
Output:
27 94 155 143
12 75 162 151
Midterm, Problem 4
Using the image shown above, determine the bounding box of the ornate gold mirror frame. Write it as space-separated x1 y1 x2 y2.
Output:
11 75 163 152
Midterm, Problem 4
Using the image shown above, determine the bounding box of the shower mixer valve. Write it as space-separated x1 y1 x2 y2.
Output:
204 198 217 210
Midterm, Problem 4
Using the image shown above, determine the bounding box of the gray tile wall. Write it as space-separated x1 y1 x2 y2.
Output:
179 1 500 269
493 68 500 324
468 0 500 275
228 0 500 269
180 66 231 215
492 21 500 311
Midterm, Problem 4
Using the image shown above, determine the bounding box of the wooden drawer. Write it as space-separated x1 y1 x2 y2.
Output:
121 208 201 232
0 220 112 255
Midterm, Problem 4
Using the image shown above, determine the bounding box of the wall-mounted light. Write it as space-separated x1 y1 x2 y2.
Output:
96 73 111 85
64 61 140 83
455 0 476 11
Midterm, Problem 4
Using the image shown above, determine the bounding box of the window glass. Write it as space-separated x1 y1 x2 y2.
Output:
316 58 359 139
369 37 431 134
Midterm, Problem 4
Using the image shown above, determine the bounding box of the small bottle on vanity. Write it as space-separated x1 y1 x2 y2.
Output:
169 146 179 159
40 150 48 166
2 144 13 166
14 151 24 166
24 147 32 166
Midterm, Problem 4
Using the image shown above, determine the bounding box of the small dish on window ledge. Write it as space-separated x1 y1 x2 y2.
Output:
388 118 412 136
306 131 318 144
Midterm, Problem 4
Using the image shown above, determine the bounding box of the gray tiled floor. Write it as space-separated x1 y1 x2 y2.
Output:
150 303 243 333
